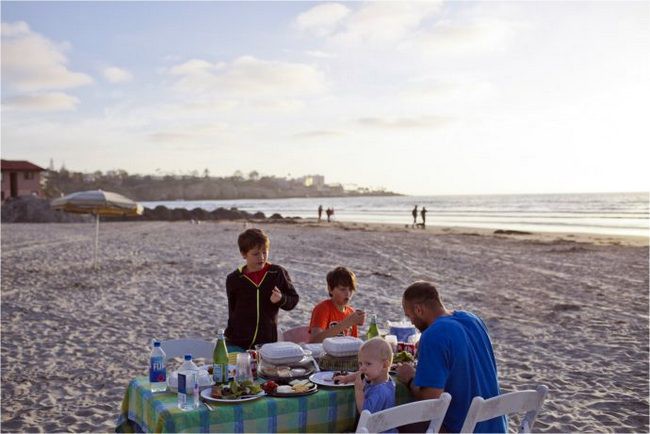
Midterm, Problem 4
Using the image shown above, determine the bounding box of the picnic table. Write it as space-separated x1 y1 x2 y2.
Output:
116 376 412 433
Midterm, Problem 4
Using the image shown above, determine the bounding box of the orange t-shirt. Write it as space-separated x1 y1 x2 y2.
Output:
309 299 358 338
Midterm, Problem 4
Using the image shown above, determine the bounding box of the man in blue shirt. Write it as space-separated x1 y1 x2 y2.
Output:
396 281 507 433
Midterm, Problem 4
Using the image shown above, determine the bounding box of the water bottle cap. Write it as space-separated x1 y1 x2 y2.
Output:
184 354 192 360
153 341 161 347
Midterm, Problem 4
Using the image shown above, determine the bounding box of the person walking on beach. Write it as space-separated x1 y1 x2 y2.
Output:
420 206 427 228
396 281 506 433
318 205 323 222
326 207 333 222
225 228 300 351
411 205 418 227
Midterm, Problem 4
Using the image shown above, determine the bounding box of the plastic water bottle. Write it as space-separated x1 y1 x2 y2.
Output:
177 354 199 411
149 340 167 393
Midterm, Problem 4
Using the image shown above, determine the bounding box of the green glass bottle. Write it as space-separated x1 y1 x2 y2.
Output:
213 329 229 385
366 314 379 340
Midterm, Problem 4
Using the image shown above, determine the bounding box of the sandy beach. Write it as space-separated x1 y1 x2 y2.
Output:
1 220 648 432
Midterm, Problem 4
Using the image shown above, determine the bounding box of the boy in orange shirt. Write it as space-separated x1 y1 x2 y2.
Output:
309 266 366 343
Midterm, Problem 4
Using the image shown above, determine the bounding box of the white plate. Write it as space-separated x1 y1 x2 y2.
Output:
200 388 265 403
309 371 354 388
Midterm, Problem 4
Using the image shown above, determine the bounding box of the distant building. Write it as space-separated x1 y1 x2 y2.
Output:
299 174 325 189
1 159 46 201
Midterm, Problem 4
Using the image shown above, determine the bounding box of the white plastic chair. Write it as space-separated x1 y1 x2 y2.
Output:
460 385 548 433
159 338 215 360
356 392 452 433
279 326 311 344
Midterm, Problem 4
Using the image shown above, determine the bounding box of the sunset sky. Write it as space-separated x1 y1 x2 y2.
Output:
2 1 648 195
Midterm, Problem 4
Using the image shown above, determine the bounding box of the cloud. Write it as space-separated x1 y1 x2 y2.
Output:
296 2 517 55
168 55 327 99
103 66 133 83
406 18 519 55
292 130 345 139
305 50 337 59
357 115 451 129
1 21 93 92
294 3 351 37
2 92 80 111
299 2 442 47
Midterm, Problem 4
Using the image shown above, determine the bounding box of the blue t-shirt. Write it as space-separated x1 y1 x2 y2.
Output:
414 311 507 433
363 379 397 434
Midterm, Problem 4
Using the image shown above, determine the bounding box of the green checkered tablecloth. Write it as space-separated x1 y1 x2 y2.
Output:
116 376 412 433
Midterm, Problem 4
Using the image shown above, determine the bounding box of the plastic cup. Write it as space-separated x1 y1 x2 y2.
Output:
236 352 253 382
384 335 398 352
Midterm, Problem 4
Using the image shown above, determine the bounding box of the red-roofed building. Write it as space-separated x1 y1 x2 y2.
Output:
1 159 46 201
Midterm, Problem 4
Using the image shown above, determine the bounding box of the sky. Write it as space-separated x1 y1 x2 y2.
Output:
1 1 649 196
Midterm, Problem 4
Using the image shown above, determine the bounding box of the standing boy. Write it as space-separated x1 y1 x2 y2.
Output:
225 228 299 350
308 266 365 343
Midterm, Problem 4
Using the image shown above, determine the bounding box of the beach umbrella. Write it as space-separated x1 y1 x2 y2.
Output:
51 190 144 267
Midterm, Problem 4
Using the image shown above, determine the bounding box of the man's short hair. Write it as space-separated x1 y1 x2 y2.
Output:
326 266 357 293
238 228 270 253
403 281 443 309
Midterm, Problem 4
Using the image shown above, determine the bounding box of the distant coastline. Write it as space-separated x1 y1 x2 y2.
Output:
43 168 400 201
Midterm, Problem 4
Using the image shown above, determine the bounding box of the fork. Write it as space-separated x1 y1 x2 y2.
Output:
204 402 215 412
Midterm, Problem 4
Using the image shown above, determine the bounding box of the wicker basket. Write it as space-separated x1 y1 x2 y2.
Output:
317 354 359 372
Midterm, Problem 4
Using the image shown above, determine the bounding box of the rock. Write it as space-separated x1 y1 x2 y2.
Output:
1 196 88 223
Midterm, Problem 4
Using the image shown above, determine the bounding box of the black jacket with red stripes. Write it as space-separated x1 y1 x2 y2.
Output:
224 263 299 350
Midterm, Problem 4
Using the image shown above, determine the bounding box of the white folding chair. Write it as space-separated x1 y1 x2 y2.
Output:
279 326 311 344
356 393 452 433
460 385 548 433
159 338 215 360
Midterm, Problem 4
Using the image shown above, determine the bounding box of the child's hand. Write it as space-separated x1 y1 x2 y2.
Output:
354 371 365 390
344 310 365 327
270 287 282 304
352 309 366 326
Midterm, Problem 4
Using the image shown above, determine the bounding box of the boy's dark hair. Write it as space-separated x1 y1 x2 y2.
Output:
238 228 270 253
326 266 357 295
403 281 443 309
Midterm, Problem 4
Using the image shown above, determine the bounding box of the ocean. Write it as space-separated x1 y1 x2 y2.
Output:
141 192 649 238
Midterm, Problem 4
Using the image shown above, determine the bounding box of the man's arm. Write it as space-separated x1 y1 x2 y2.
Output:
396 363 444 400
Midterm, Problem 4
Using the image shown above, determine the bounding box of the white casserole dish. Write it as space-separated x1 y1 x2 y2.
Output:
322 336 363 357
260 342 305 365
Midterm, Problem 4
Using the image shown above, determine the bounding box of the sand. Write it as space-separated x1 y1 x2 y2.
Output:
1 220 648 432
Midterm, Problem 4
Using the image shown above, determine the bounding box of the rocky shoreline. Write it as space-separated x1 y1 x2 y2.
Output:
1 196 291 224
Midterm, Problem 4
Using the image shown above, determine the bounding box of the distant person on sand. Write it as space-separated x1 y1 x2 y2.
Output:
225 228 300 351
318 205 323 222
308 266 365 343
326 207 333 222
420 207 427 228
396 281 506 433
412 205 418 227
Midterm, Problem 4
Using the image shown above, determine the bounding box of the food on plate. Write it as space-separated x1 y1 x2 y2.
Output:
289 379 314 393
393 351 415 364
261 380 278 394
210 385 223 399
211 380 262 400
290 368 306 376
261 365 277 377
277 366 292 377
276 385 294 393
332 371 349 384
